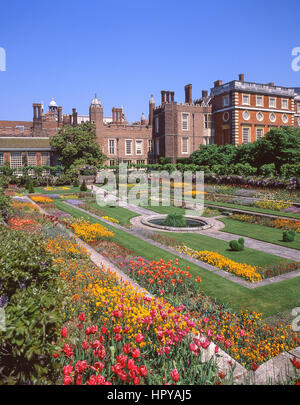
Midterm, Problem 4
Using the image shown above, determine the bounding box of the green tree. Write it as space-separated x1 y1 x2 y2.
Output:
50 121 106 171
189 144 236 167
253 127 300 173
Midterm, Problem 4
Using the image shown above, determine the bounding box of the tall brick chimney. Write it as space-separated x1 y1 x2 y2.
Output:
148 94 155 126
72 108 78 127
184 84 192 104
202 90 208 98
33 103 42 135
214 80 223 88
33 103 37 120
239 73 245 82
58 106 63 127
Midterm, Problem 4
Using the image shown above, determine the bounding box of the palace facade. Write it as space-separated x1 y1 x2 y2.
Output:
0 75 299 170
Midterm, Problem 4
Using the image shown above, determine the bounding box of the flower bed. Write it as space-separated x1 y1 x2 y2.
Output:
193 308 299 368
31 195 54 204
231 213 300 233
47 234 223 385
5 199 300 381
253 199 293 211
176 245 262 283
101 215 119 224
67 219 114 243
44 187 70 191
119 257 200 296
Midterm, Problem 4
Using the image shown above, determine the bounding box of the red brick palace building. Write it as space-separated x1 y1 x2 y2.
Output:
0 75 299 170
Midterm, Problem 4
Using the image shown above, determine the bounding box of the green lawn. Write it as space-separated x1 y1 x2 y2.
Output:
155 231 294 268
83 201 139 226
53 200 300 319
67 200 287 267
220 217 300 250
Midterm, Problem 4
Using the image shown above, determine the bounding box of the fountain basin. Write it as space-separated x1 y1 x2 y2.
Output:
141 214 211 232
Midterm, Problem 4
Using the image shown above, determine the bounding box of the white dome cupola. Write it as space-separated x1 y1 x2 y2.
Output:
90 93 101 107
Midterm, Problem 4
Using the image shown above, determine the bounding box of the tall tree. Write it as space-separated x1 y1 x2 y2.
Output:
253 127 300 172
50 122 106 170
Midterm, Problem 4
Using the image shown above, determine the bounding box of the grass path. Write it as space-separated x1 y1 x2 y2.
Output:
54 199 300 318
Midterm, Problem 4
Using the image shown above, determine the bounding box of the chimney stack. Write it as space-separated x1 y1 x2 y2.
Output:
239 73 245 82
72 108 78 127
148 94 155 126
214 80 223 88
58 106 62 126
184 84 192 104
33 103 37 120
202 90 208 98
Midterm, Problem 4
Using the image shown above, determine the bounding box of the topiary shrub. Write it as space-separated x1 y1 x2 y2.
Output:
229 238 245 251
28 181 35 194
163 213 187 228
283 230 295 242
80 179 88 192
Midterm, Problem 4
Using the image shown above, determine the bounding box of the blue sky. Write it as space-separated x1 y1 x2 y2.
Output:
0 0 300 122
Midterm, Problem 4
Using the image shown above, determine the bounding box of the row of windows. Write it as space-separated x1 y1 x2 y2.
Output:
242 127 265 144
154 113 213 134
223 94 290 109
155 137 195 155
109 159 146 166
241 110 289 124
0 152 50 168
108 139 153 156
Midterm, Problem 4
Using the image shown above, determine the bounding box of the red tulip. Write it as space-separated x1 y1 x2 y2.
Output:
170 368 180 383
136 333 144 343
78 312 86 322
131 348 140 358
61 327 68 339
63 375 73 385
138 366 148 377
63 364 73 376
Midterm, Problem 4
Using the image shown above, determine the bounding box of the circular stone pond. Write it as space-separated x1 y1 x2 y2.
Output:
140 214 212 232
